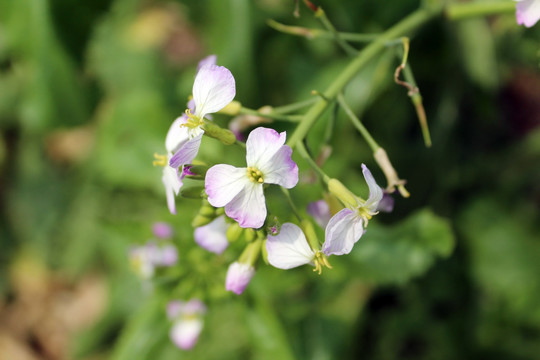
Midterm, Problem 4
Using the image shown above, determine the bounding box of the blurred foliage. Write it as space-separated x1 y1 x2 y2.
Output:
1 0 539 359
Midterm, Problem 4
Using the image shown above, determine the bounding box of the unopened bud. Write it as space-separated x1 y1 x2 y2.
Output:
226 223 244 242
179 183 205 198
244 228 256 242
191 214 213 228
218 100 242 116
328 178 358 208
301 220 320 251
203 122 237 145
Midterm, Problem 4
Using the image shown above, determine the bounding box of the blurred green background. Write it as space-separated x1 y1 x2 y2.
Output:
1 0 539 359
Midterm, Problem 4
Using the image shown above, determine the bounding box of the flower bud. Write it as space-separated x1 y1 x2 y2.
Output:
203 122 237 145
217 100 242 115
226 222 244 242
225 261 255 295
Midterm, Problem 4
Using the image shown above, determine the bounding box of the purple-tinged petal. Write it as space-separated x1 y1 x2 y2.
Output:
224 182 266 228
322 208 364 256
515 0 540 27
225 262 255 295
165 117 189 154
377 192 394 213
167 300 183 320
169 134 203 169
205 165 249 207
307 200 331 229
157 245 178 266
266 223 315 269
192 65 236 118
361 164 383 213
246 127 286 169
259 145 298 189
181 299 207 315
153 222 173 239
162 165 182 215
194 215 229 254
197 55 217 72
170 319 203 350
128 247 155 279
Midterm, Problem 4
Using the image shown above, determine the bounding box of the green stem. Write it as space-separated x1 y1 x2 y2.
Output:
280 188 303 222
238 107 302 122
287 6 442 148
315 8 358 56
446 2 515 20
271 98 318 114
267 19 379 43
336 94 379 152
296 142 330 184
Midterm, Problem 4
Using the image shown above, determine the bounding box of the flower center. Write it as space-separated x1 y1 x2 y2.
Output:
153 153 168 167
182 109 205 130
246 166 264 183
313 251 332 275
357 205 375 227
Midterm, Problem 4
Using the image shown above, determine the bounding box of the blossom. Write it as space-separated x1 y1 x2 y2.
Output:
128 241 178 279
167 299 206 350
266 223 332 273
225 261 255 295
515 0 540 27
194 215 229 254
205 127 298 228
322 164 383 256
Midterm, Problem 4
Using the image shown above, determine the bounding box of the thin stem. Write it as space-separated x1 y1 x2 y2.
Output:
315 8 359 56
296 141 331 184
287 6 442 148
235 140 246 149
268 19 379 43
280 188 303 222
336 93 379 152
271 98 318 114
446 2 515 20
238 107 302 122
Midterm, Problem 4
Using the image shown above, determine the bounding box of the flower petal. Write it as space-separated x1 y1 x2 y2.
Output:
192 65 236 118
170 319 203 350
266 223 315 269
169 134 203 169
515 0 540 27
152 222 173 238
165 117 189 153
225 182 266 228
225 262 255 295
205 165 249 207
361 164 383 213
307 200 331 229
259 145 298 188
197 55 217 72
162 165 182 215
322 208 365 256
245 127 287 169
194 215 229 254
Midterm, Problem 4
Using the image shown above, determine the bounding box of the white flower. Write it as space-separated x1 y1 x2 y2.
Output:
225 261 255 294
194 215 229 254
515 0 540 27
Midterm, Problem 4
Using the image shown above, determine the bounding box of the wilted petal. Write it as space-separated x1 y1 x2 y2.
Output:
361 164 383 213
266 223 315 269
153 222 173 239
165 117 189 154
169 134 203 169
224 182 266 228
307 200 331 229
162 165 182 215
197 54 217 71
225 262 255 295
322 208 365 256
170 318 203 350
205 165 249 207
259 146 298 188
194 216 229 254
192 65 236 118
246 127 286 169
515 0 540 27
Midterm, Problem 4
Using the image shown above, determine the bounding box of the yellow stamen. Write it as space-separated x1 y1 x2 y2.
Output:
246 166 264 183
312 251 332 275
153 153 167 167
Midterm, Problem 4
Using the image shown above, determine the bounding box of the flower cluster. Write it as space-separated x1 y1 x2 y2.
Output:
152 55 387 351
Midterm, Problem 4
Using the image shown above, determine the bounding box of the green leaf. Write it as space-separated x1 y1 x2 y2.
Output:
349 208 455 284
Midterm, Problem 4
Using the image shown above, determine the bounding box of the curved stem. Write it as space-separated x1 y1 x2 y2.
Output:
287 6 442 148
296 141 330 184
336 94 379 152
